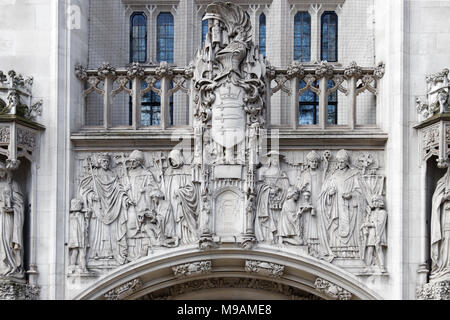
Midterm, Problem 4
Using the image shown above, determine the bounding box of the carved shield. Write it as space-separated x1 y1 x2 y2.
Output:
211 84 246 148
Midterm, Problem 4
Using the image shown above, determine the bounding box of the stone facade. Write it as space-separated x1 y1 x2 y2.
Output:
0 0 449 300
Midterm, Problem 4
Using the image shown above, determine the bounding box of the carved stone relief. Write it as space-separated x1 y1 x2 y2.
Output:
139 278 322 301
417 68 450 122
104 278 142 300
314 278 352 300
245 260 285 278
173 261 212 277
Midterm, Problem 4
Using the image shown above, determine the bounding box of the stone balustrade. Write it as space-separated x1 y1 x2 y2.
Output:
75 60 385 131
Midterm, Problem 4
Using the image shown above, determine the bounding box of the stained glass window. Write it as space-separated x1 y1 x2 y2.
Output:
259 13 266 57
294 12 311 62
130 13 147 63
157 13 174 63
321 11 338 62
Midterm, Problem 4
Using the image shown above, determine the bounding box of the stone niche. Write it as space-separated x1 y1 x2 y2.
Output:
213 188 245 238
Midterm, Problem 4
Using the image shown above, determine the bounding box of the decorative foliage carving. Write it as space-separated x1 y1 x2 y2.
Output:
245 260 285 277
0 127 10 144
172 261 212 277
314 278 352 300
104 278 142 300
17 128 36 150
140 277 322 301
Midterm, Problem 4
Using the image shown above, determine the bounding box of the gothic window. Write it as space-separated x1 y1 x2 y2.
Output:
157 12 174 63
321 11 338 62
259 13 266 57
130 13 147 63
202 19 209 45
141 81 174 127
299 80 338 125
294 12 311 62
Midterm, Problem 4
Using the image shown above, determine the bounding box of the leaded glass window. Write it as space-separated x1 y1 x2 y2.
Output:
202 19 209 45
299 80 338 125
294 12 311 62
130 13 147 63
157 12 174 63
259 13 266 57
321 11 338 62
141 81 174 126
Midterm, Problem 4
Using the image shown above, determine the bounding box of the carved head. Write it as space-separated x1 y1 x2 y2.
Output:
127 150 145 169
303 190 311 202
306 151 321 170
97 153 110 170
286 186 300 201
168 150 185 169
336 149 350 170
266 151 280 167
372 195 385 209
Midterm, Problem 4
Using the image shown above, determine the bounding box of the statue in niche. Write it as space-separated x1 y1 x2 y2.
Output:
165 150 199 245
255 151 290 244
317 150 364 261
430 165 450 281
68 199 91 274
120 150 160 261
297 151 324 255
360 195 387 273
0 162 24 279
278 187 304 246
79 153 133 266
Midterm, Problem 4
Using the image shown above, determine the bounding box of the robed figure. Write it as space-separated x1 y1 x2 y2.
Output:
121 150 160 260
255 151 290 244
431 166 450 281
317 150 363 261
79 154 133 265
0 163 24 279
165 150 199 245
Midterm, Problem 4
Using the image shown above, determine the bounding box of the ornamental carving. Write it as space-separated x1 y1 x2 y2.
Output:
17 128 36 150
417 68 450 121
314 278 352 300
417 281 450 300
104 278 142 300
172 261 212 277
139 278 322 301
0 127 10 144
245 260 285 277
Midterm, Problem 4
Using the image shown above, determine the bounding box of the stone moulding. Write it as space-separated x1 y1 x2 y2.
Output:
314 277 352 300
172 260 212 277
104 278 143 300
245 260 285 278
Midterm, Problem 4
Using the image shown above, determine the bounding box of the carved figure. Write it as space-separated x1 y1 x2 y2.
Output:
360 195 387 272
121 150 160 260
278 187 303 245
165 150 199 245
68 199 90 274
79 153 133 266
298 151 323 253
318 150 363 261
255 151 290 244
149 189 177 247
0 162 24 279
431 166 450 281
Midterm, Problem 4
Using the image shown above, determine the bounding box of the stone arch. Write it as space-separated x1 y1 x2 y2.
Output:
73 247 383 300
